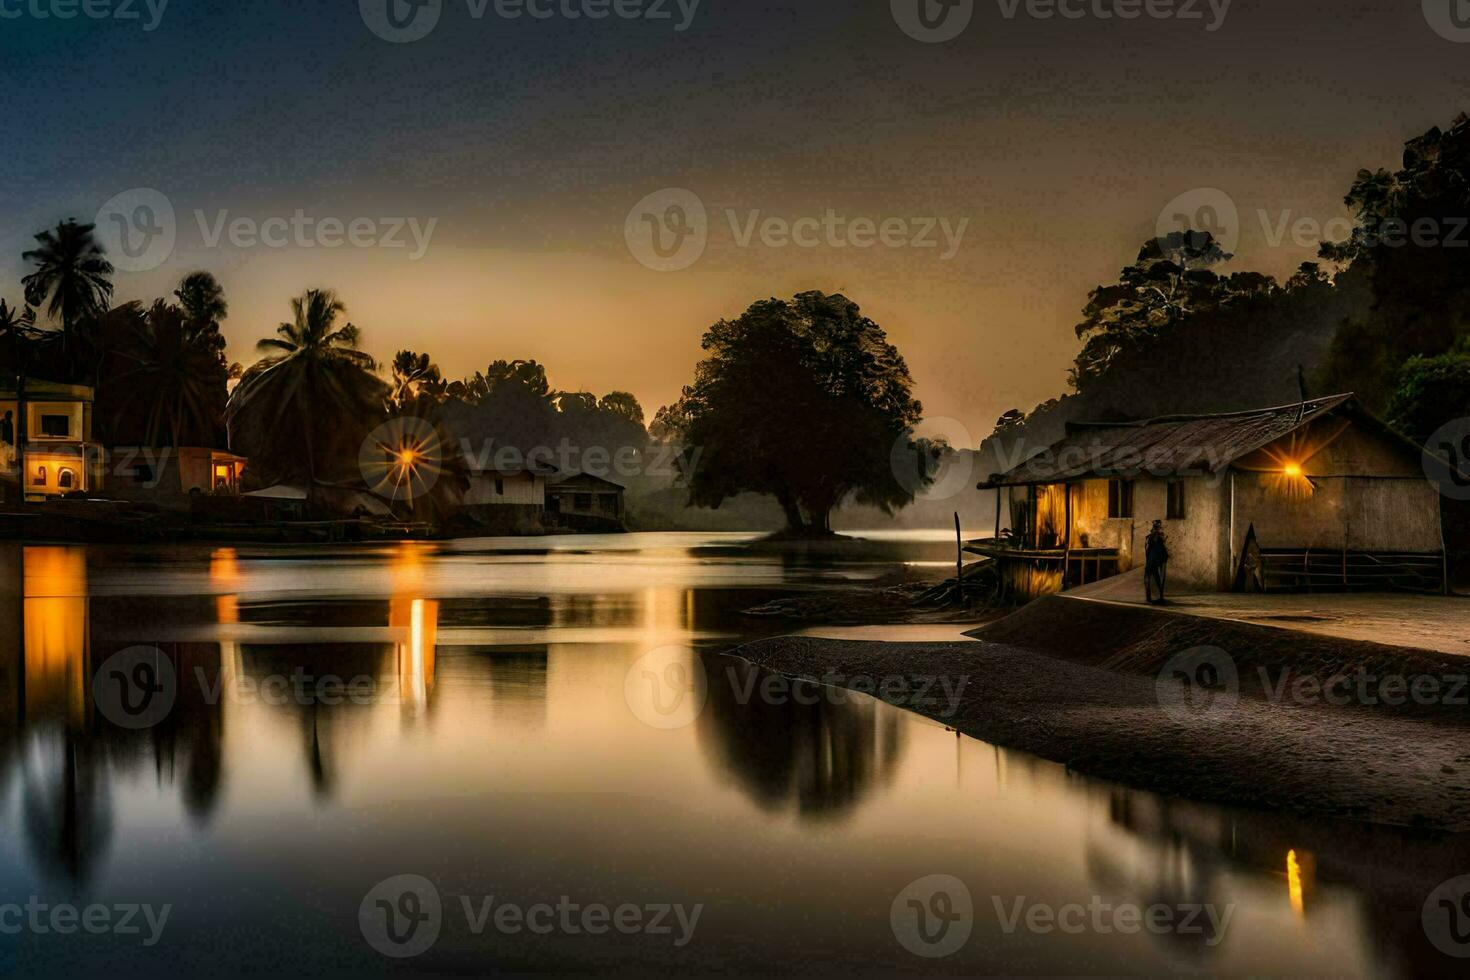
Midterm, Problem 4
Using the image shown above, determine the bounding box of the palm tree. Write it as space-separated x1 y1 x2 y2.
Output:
21 220 114 376
0 300 37 489
107 301 231 448
225 289 387 496
174 271 228 332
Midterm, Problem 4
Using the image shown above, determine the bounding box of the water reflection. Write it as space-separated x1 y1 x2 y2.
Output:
0 535 1465 976
698 656 906 821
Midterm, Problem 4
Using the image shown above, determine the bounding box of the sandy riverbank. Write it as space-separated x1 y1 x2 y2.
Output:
731 596 1470 832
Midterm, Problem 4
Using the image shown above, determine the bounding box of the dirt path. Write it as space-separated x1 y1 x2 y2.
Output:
730 632 1470 831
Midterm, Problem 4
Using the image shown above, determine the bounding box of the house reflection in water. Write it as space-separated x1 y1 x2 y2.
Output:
0 544 112 884
389 542 439 719
14 546 91 730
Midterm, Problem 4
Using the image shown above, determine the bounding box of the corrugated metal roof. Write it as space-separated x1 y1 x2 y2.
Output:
981 394 1359 487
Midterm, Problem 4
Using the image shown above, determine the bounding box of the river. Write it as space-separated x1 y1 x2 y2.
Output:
0 532 1460 976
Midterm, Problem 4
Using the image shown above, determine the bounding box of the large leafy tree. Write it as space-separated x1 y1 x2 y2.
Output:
598 391 644 426
1386 348 1470 445
1069 231 1271 389
226 289 387 489
662 291 926 535
1320 113 1470 413
20 220 114 376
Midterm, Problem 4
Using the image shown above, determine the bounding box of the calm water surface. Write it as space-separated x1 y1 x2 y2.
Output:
0 531 1462 976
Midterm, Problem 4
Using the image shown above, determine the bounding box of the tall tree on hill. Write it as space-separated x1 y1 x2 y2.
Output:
661 291 927 535
1069 230 1267 390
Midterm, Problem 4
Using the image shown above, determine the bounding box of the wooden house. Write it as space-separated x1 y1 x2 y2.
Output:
973 394 1449 597
546 473 626 531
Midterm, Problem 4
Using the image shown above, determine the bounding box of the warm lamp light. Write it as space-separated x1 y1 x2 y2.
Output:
1283 461 1303 478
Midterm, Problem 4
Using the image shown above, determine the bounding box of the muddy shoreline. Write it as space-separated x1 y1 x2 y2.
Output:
730 597 1470 832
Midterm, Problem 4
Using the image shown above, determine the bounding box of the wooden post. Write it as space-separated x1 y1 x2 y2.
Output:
1063 483 1073 591
954 512 964 602
994 486 1001 542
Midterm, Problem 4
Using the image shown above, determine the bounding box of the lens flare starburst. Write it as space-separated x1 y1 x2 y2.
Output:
360 417 444 503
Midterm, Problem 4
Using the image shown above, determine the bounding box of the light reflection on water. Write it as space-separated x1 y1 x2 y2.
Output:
0 535 1463 977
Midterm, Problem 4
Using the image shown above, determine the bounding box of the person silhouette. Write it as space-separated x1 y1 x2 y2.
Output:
1144 519 1170 604
0 410 12 447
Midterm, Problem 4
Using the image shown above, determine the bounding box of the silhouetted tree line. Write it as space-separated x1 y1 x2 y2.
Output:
993 111 1470 451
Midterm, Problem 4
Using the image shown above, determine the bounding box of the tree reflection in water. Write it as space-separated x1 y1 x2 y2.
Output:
696 655 906 821
1084 780 1470 975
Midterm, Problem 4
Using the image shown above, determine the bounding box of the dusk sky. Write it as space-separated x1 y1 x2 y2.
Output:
2 0 1467 440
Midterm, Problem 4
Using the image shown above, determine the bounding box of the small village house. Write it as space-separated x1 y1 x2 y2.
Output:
0 381 105 501
973 394 1449 597
546 472 626 530
106 447 248 510
455 455 556 533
